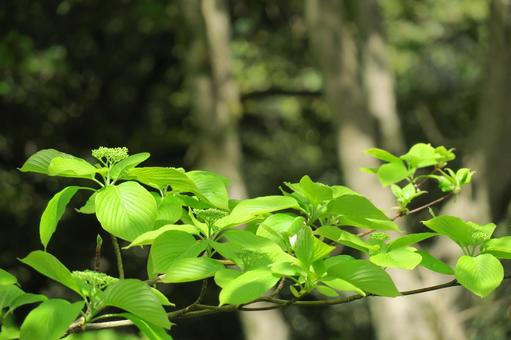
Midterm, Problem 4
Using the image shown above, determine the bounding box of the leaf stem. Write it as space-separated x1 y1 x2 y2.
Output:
110 235 125 279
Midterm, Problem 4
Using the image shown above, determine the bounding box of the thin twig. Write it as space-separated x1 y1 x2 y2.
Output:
358 193 452 237
110 235 124 279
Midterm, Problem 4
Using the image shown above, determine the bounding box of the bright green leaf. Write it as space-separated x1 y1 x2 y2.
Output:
455 254 503 298
327 259 399 297
149 231 205 274
187 171 229 210
215 196 300 229
0 285 24 311
120 313 173 340
102 279 170 328
327 195 400 231
125 167 197 192
110 153 150 180
161 257 224 283
219 269 279 305
0 269 17 286
370 247 423 270
155 195 183 227
422 216 495 247
40 186 82 249
48 157 97 179
76 191 99 214
376 161 411 186
19 251 83 296
322 278 365 296
316 226 378 253
19 149 72 175
366 148 401 163
125 224 199 248
401 143 439 168
416 250 454 275
388 233 438 251
95 182 158 241
214 269 242 289
481 236 511 259
19 299 84 340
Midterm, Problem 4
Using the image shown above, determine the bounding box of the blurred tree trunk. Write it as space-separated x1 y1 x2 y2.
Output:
305 1 465 339
182 1 290 339
440 0 511 225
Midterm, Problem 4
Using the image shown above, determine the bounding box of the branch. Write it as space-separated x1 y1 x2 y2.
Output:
70 275 511 334
358 193 452 237
110 235 124 279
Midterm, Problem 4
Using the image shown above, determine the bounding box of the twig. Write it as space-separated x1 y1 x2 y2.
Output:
358 193 452 237
110 235 124 279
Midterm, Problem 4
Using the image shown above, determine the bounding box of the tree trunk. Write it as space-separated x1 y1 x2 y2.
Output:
182 1 290 339
305 1 465 339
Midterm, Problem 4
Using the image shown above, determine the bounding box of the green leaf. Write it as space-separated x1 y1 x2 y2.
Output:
481 236 511 259
401 143 439 168
40 186 82 249
219 269 279 305
120 313 173 340
125 167 197 192
161 257 224 283
102 279 170 328
422 216 496 247
288 175 332 204
316 226 378 253
370 247 423 270
0 269 17 286
155 195 183 227
110 152 150 180
0 285 24 311
95 182 158 241
366 148 401 163
187 171 229 210
214 269 242 288
7 293 47 314
215 196 300 229
322 278 365 296
455 254 503 298
295 227 334 267
48 157 97 179
416 250 454 275
76 191 98 214
376 161 411 186
221 230 294 264
327 195 400 231
19 251 83 296
19 299 84 340
125 224 199 248
256 214 304 249
327 259 399 296
315 285 339 297
149 231 205 274
388 233 438 251
19 149 72 175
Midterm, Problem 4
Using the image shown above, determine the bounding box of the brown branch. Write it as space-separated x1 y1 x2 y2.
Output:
241 88 321 101
69 275 511 334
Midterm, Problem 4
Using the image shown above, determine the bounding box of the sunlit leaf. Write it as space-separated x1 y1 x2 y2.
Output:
95 182 157 241
102 279 170 328
455 254 503 298
219 269 279 305
19 299 84 340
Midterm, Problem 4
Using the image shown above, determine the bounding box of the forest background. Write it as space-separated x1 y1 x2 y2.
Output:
1 0 510 339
